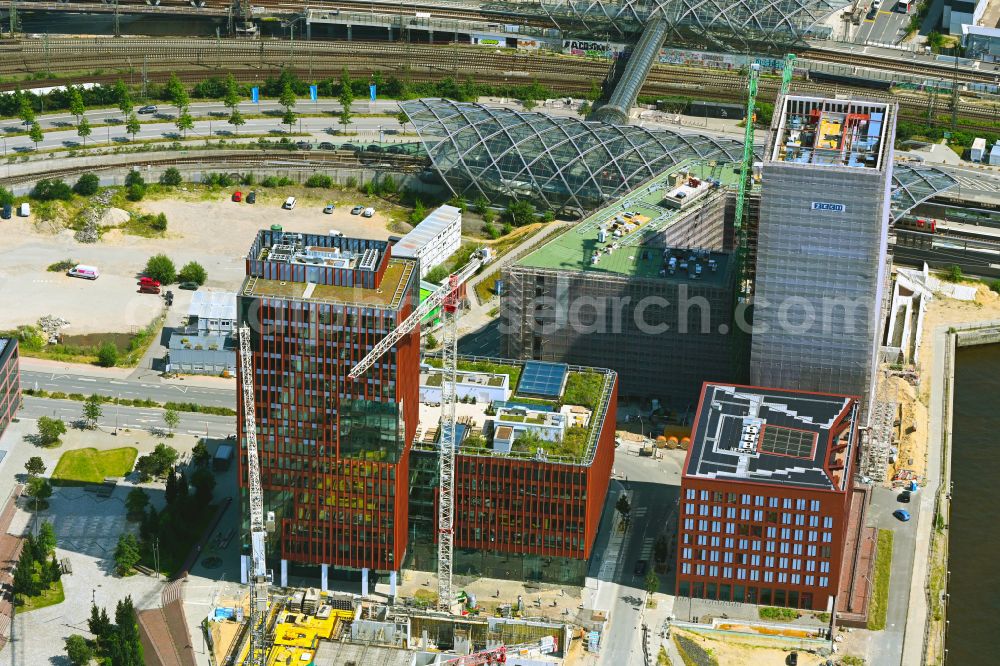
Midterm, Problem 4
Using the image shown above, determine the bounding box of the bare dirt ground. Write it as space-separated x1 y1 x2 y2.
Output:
889 282 1000 482
0 188 399 335
673 629 828 665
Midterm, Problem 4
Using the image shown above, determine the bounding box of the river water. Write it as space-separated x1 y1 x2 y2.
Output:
945 342 1000 664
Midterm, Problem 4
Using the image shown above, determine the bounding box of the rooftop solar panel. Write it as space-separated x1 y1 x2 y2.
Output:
518 361 568 397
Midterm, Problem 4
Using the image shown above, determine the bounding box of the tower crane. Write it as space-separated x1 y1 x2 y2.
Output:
238 325 272 666
780 53 796 95
349 247 492 613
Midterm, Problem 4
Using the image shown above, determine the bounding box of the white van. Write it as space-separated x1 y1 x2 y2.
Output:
18 202 30 217
283 196 296 210
362 207 375 218
68 264 100 280
328 229 344 237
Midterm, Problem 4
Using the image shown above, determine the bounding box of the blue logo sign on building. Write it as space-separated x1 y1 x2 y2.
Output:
811 201 846 213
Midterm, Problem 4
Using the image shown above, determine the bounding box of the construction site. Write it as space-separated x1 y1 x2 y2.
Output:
205 587 569 666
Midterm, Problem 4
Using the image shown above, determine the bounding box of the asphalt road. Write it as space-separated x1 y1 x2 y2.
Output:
591 447 683 665
855 7 910 45
21 369 236 409
19 395 236 437
0 114 406 153
868 485 920 666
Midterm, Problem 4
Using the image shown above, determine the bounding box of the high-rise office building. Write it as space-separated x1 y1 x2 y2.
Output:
676 383 860 612
237 230 420 590
751 95 896 415
0 339 19 438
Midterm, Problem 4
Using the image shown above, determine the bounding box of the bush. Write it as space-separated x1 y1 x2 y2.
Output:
260 175 293 188
96 342 119 368
483 222 500 239
47 259 76 272
30 178 73 201
345 176 358 189
305 174 333 188
126 183 145 201
73 173 100 196
989 279 1000 294
505 199 536 227
159 167 182 187
758 606 799 621
178 261 207 286
143 254 176 284
124 170 145 188
149 212 167 232
942 264 963 283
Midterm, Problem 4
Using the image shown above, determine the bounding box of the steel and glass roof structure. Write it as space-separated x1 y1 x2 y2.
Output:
487 0 849 49
405 99 957 219
403 98 746 212
518 361 569 397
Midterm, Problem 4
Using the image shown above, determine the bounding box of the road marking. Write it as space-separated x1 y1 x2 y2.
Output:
77 378 96 382
109 380 128 385
186 430 203 435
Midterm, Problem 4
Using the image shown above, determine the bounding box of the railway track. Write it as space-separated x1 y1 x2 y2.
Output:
4 37 1000 133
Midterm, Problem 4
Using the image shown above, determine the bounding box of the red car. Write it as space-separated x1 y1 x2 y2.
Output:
232 191 242 202
139 276 161 287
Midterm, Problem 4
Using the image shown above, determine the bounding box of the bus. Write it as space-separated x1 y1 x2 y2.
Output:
896 0 915 13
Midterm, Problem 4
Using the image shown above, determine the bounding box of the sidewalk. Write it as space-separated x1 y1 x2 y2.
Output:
20 356 235 389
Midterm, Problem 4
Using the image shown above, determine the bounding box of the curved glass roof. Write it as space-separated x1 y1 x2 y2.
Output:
528 0 848 49
890 164 957 221
405 99 956 218
402 98 747 212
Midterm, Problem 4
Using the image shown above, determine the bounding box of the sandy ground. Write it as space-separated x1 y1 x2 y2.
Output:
888 282 1000 483
673 629 828 666
0 189 398 335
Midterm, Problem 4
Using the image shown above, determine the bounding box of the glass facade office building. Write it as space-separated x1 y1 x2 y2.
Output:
237 230 420 577
0 339 19 439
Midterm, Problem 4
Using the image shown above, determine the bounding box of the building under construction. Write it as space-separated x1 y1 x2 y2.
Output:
502 161 743 408
210 588 569 666
407 358 618 585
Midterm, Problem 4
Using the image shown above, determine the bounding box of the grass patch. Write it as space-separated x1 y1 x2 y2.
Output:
562 371 604 410
868 529 894 631
47 259 76 272
412 588 439 608
427 358 523 389
673 632 718 666
474 275 500 304
51 447 138 485
758 606 799 621
17 578 64 613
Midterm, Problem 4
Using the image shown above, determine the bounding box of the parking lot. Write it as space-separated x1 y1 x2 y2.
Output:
0 188 401 335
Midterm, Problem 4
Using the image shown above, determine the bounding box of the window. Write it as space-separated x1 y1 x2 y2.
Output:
684 519 694 529
739 539 748 549
805 575 815 586
686 488 696 500
766 511 779 523
823 532 832 543
780 528 789 540
712 506 722 517
701 490 709 501
765 556 775 568
766 541 776 552
755 496 765 506
792 559 802 570
725 523 735 535
711 521 721 533
793 543 804 555
742 494 752 505
711 536 721 547
755 510 765 522
778 572 788 583
750 570 760 581
751 554 761 566
682 548 693 559
697 535 707 546
724 538 734 548
783 498 793 509
769 497 779 508
724 552 734 563
794 529 804 541
686 503 696 514
807 545 817 557
699 520 708 531
699 505 709 516
796 499 807 510
779 557 789 569
819 576 829 587
806 561 816 572
810 500 821 512
820 562 830 573
710 551 720 562
697 564 706 576
795 514 805 526
741 508 751 520
737 569 747 580
780 542 790 554
823 516 834 529
682 563 692 574
713 491 723 502
710 566 719 577
808 530 818 542
764 571 774 582
723 567 733 578
791 574 801 585
809 515 819 527
726 507 736 519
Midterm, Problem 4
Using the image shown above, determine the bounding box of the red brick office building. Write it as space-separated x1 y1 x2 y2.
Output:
676 383 860 612
0 339 19 437
237 230 420 586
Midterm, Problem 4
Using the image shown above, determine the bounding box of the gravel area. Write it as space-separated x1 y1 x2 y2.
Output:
0 189 397 335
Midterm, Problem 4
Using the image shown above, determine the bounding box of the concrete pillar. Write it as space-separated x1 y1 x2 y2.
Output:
428 30 433 43
321 563 329 592
347 24 352 41
280 559 288 588
240 555 249 584
390 571 397 597
361 567 369 597
387 26 393 41
306 22 311 40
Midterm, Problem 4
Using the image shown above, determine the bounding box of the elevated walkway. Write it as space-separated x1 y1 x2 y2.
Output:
590 18 667 124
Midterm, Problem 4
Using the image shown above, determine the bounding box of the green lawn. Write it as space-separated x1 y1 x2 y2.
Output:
868 529 894 630
17 579 65 613
51 447 138 485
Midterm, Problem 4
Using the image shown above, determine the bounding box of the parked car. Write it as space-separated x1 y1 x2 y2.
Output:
283 196 296 210
296 141 312 151
341 143 358 151
323 204 335 214
786 653 798 666
366 144 384 153
898 490 911 503
232 190 242 202
318 142 335 150
246 190 256 204
138 283 160 295
362 207 375 218
139 276 161 288
137 105 157 115
68 264 100 280
350 205 364 215
633 560 648 576
18 202 30 217
178 281 199 291
893 509 911 522
0 204 10 220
